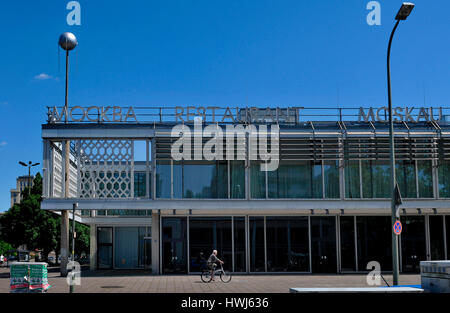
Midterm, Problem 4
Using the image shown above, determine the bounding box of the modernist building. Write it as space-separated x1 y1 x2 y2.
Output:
10 175 34 207
41 106 450 274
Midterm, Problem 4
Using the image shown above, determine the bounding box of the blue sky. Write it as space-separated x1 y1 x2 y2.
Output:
0 0 449 211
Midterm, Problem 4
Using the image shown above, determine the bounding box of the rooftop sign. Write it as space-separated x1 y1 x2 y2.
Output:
46 106 445 124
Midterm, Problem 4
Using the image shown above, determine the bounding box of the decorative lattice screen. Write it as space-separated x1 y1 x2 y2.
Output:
78 139 134 198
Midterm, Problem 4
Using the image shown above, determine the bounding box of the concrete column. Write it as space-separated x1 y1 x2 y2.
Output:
151 213 160 274
60 210 69 276
90 225 97 270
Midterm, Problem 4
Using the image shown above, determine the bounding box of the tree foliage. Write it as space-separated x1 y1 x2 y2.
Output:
0 173 90 261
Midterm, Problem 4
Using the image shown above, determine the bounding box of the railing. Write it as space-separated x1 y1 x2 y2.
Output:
45 106 450 125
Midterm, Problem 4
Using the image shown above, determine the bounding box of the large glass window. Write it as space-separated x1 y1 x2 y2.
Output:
324 160 340 198
311 216 337 273
345 161 360 198
233 217 246 272
267 161 322 199
401 216 426 273
183 161 227 198
249 217 265 272
357 216 392 271
189 217 232 272
429 216 445 260
230 161 245 199
250 162 266 199
266 217 310 272
362 160 390 198
156 160 171 198
162 217 187 274
340 216 356 271
417 160 433 198
157 160 242 199
134 172 147 197
396 160 416 198
438 160 450 197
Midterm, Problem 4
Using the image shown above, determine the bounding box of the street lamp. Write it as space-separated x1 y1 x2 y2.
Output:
387 2 414 286
18 161 40 195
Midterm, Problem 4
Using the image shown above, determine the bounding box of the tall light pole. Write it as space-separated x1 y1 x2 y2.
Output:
58 32 78 277
387 2 414 286
18 161 40 195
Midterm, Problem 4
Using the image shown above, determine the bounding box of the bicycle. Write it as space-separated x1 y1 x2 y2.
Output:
201 263 232 283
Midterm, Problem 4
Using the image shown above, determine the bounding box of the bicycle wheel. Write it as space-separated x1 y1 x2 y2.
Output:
220 271 232 283
201 270 213 283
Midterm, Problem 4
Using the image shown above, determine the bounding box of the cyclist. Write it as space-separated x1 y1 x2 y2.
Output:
207 250 224 281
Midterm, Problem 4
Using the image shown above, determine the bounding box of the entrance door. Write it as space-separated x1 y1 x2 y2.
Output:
311 216 337 273
143 237 152 270
162 217 187 274
97 227 113 269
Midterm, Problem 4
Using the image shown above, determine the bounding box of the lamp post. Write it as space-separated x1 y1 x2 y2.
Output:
58 32 78 277
18 161 40 195
387 2 414 286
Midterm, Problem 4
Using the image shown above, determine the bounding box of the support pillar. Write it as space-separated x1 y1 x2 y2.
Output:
90 225 97 270
151 213 160 274
60 210 69 276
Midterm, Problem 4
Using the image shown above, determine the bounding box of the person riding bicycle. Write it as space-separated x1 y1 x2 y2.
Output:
207 250 223 281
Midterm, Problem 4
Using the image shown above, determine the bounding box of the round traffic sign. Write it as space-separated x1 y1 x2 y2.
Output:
393 220 402 235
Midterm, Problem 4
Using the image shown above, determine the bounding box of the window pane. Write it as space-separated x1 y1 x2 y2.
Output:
249 217 265 271
340 216 356 271
357 216 392 271
429 216 445 260
250 162 266 199
324 160 339 198
173 161 182 198
156 160 171 198
189 217 232 272
233 217 246 272
401 216 426 273
134 172 146 197
311 216 337 273
418 160 433 198
362 160 390 198
267 161 322 198
396 160 416 198
266 217 309 272
183 161 227 198
230 161 245 199
345 161 360 198
162 217 187 274
438 160 450 197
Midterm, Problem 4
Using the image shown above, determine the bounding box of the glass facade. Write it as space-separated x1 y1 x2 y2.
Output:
429 215 445 260
400 216 426 273
233 217 246 272
439 160 450 197
311 217 336 273
156 160 245 199
189 217 232 272
357 216 392 271
155 156 440 200
97 227 113 269
266 217 309 272
249 217 265 272
339 216 356 271
162 217 187 274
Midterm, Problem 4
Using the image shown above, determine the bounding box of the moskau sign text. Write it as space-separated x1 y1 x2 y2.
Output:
48 105 443 124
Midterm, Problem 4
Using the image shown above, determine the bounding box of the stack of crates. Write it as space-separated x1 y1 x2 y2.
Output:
10 262 51 293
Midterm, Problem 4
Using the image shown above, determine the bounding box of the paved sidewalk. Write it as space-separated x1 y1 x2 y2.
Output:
0 267 420 293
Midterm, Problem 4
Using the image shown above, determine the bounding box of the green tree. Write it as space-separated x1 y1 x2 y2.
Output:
0 173 89 262
0 240 13 255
